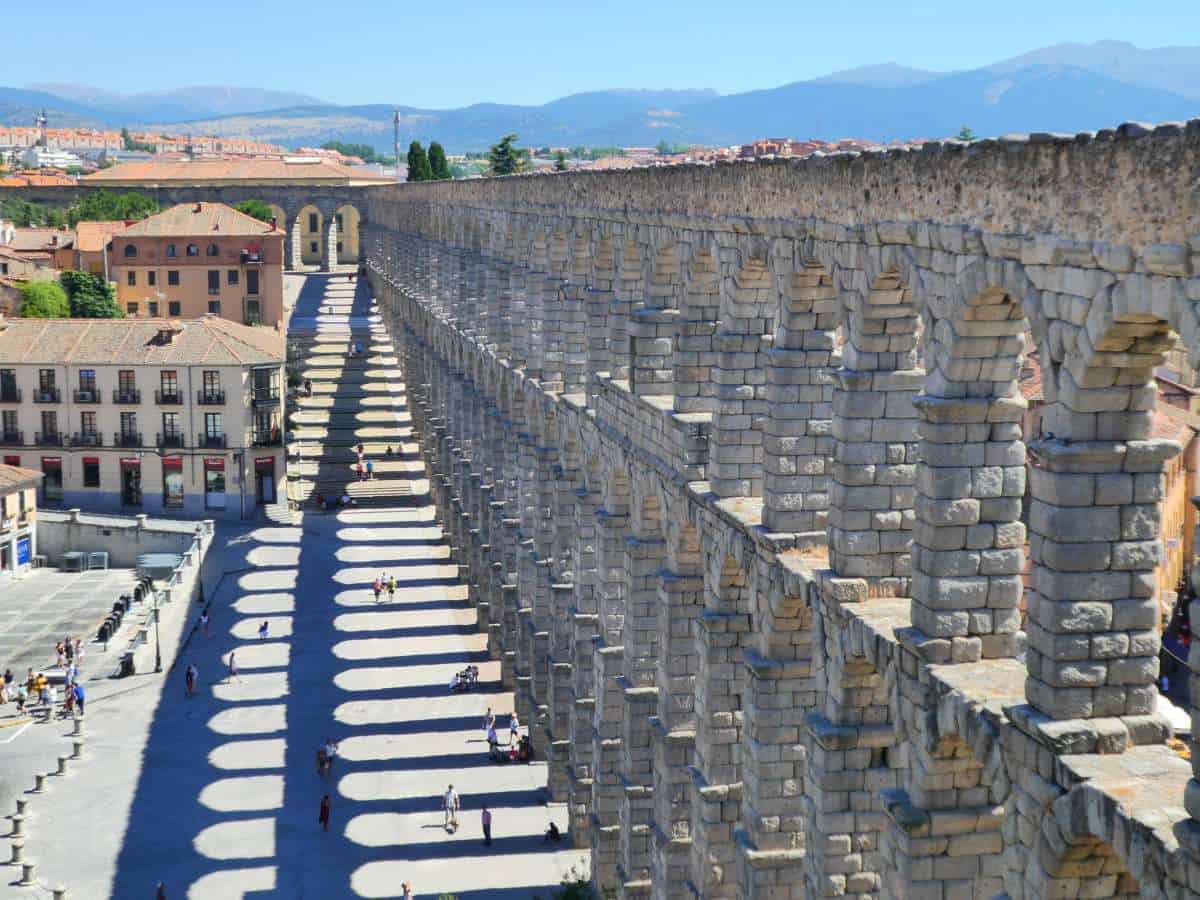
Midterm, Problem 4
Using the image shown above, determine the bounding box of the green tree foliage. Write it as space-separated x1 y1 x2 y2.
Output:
0 198 66 228
428 142 451 180
321 141 380 163
487 134 527 176
655 140 689 156
19 280 70 318
68 190 157 226
60 270 122 318
406 141 432 182
120 127 155 153
956 125 976 141
234 199 276 222
554 151 568 172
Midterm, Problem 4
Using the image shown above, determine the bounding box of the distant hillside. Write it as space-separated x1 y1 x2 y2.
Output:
25 84 326 123
0 86 108 128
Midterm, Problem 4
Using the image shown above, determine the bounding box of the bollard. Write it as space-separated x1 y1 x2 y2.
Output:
18 861 35 885
32 773 45 793
15 797 26 815
56 756 68 776
71 715 83 737
53 888 67 900
10 814 23 836
9 840 22 864
71 740 83 760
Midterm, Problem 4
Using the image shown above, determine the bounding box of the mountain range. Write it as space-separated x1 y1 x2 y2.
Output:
1 41 1197 152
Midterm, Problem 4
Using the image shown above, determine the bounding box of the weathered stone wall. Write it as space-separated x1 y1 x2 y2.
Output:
366 120 1200 900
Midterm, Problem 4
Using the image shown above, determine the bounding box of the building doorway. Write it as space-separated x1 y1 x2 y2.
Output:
255 457 276 505
121 459 142 506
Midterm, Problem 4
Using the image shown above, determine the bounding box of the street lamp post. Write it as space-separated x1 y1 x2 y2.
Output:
153 584 162 673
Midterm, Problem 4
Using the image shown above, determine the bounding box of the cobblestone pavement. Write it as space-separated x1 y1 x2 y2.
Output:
2 273 586 899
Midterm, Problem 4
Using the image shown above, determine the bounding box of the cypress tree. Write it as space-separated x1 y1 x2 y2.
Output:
406 141 432 181
428 142 451 180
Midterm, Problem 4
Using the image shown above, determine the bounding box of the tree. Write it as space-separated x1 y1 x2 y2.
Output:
60 270 122 318
320 141 379 163
68 190 157 226
956 125 976 142
19 280 69 318
120 127 155 153
554 151 568 172
407 141 432 182
428 142 451 180
487 134 526 176
235 199 276 223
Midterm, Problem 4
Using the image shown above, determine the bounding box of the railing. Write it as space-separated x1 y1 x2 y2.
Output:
0 388 21 403
252 385 280 403
197 390 225 405
72 432 103 447
198 432 226 449
73 389 102 403
157 432 185 449
252 430 282 447
113 388 141 404
0 430 23 445
35 431 62 446
155 390 182 405
240 250 263 264
114 430 142 448
34 388 60 403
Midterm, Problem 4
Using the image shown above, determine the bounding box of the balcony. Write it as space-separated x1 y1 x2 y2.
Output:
198 432 226 449
33 388 60 404
73 389 102 404
114 431 142 448
0 430 23 446
240 250 263 264
35 432 62 447
72 432 103 447
252 385 280 405
197 390 226 406
252 429 282 447
113 388 141 404
157 432 185 449
0 388 21 403
155 390 182 405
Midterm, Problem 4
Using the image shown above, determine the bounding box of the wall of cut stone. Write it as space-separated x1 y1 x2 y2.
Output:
363 119 1200 900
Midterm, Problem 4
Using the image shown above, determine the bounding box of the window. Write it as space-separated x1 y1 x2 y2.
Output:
165 244 177 258
336 213 343 229
0 262 7 275
120 411 137 436
308 213 318 232
205 412 223 437
206 243 219 257
148 271 156 287
162 411 180 436
82 458 100 488
42 458 62 501
38 369 55 392
186 244 199 257
227 269 239 286
208 270 220 295
309 241 318 253
123 244 137 258
118 370 135 392
148 302 159 316
168 301 181 316
80 411 96 436
246 270 259 295
78 370 96 392
337 242 343 254
245 300 261 324
126 302 138 314
127 271 136 286
167 270 179 286
204 461 226 509
208 301 221 315
2 410 17 435
203 371 220 394
41 410 57 436
160 371 178 395
163 459 184 507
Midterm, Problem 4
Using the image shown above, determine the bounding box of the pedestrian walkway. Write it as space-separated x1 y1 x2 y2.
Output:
88 272 588 898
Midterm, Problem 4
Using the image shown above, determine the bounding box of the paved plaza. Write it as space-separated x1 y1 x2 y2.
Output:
0 272 586 899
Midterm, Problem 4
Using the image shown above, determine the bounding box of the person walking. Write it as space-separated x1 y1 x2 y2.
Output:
366 459 375 480
227 651 240 683
318 794 331 832
73 638 83 665
482 805 492 846
200 611 210 637
387 575 396 603
443 784 460 831
373 574 384 603
156 882 167 900
356 461 365 482
484 707 495 731
72 682 85 717
64 636 74 664
258 620 270 640
185 664 197 697
487 722 499 760
401 883 413 900
509 710 520 747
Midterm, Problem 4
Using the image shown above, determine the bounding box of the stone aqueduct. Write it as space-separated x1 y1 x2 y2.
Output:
358 123 1200 900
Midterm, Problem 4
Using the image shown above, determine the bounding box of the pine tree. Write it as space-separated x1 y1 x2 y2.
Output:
487 134 525 176
428 142 451 180
406 141 432 182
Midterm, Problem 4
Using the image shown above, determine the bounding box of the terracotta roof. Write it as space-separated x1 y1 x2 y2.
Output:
1152 404 1199 445
4 228 73 252
0 317 284 366
83 157 392 185
0 172 78 187
75 220 132 253
119 203 282 238
0 463 43 492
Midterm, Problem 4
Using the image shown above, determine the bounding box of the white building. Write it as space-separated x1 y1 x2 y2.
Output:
18 147 83 169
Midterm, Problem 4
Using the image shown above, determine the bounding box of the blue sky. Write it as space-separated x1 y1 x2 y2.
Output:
3 1 1197 107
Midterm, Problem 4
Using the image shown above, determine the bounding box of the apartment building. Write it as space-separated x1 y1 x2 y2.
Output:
109 202 285 327
0 317 286 521
0 464 41 582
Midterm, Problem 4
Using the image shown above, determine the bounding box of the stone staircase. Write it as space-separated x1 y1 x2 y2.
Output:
288 275 424 509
